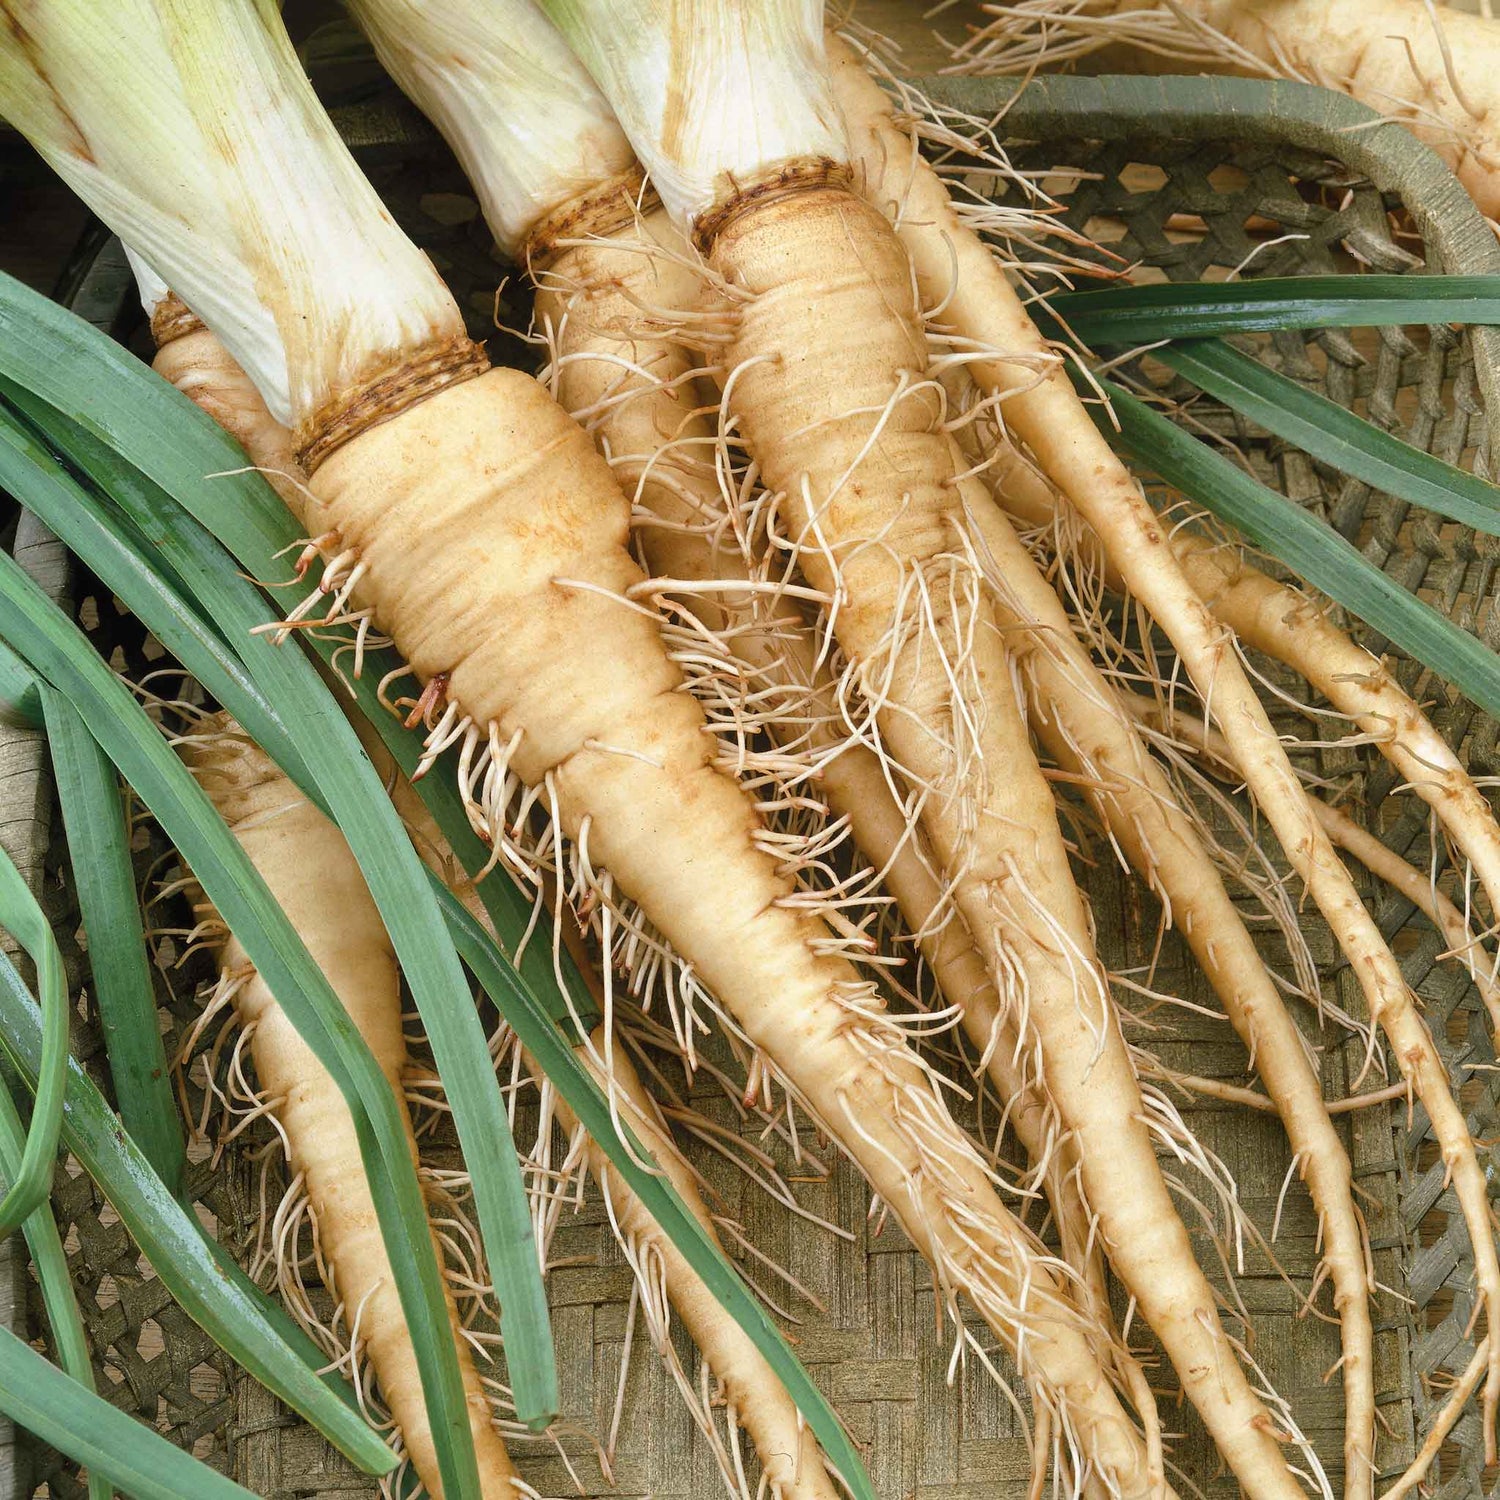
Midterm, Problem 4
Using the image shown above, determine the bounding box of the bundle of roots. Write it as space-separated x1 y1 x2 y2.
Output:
130 28 1500 1500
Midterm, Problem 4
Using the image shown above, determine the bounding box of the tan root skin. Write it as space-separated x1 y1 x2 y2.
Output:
963 487 1375 1491
156 311 1119 1496
1120 690 1500 1033
157 296 1088 1328
559 1047 840 1500
702 143 1306 1492
305 365 1161 1497
933 320 1373 1480
531 207 1096 1293
154 329 308 515
1002 453 1500 986
1175 538 1500 934
373 701 842 1500
1006 450 1500 1486
827 27 1500 1469
532 204 1144 1427
534 211 1002 1049
534 210 1010 1066
180 722 519 1499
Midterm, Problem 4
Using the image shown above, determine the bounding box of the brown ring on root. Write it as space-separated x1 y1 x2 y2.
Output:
296 335 491 475
520 166 659 275
691 157 854 255
150 291 206 349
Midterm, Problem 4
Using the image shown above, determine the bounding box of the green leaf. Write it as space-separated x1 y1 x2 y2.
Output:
0 552 463 1482
0 388 560 1430
0 389 297 778
0 387 304 780
1145 338 1500 537
0 657 358 1385
1088 377 1500 720
0 1319 256 1500
439 886 875 1500
0 636 42 729
0 833 66 1240
1048 274 1500 343
0 1073 110 1500
0 943 391 1475
44 687 187 1198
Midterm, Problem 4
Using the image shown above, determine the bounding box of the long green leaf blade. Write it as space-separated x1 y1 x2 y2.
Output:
0 555 461 1482
1048 274 1500 343
0 646 105 1500
43 688 187 1197
0 392 296 775
0 641 345 1391
0 842 66 1238
0 407 418 1379
1149 338 1500 536
438 886 875 1500
1090 378 1500 719
0 1320 256 1500
3 386 560 1429
0 636 41 729
0 944 391 1474
0 1075 110 1500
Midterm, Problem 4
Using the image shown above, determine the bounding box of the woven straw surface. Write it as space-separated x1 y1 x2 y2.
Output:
11 69 1500 1500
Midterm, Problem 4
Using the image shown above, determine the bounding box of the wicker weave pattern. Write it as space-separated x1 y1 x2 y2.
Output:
220 971 1394 1500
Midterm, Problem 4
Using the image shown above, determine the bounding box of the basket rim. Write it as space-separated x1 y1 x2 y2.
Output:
920 71 1500 453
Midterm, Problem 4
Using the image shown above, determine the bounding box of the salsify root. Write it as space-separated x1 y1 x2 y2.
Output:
999 460 1500 1016
1169 539 1500 938
0 6 1169 1492
1379 1335 1491 1500
528 207 1116 1310
150 312 309 516
151 270 1113 1352
376 710 846 1500
1308 803 1500 1036
1000 444 1500 938
301 352 1160 1481
230 329 1161 1497
951 0 1500 221
829 30 1500 1461
176 715 522 1498
957 484 1376 1492
683 101 1299 1500
1120 690 1500 1036
148 305 843 1498
531 219 1157 1421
